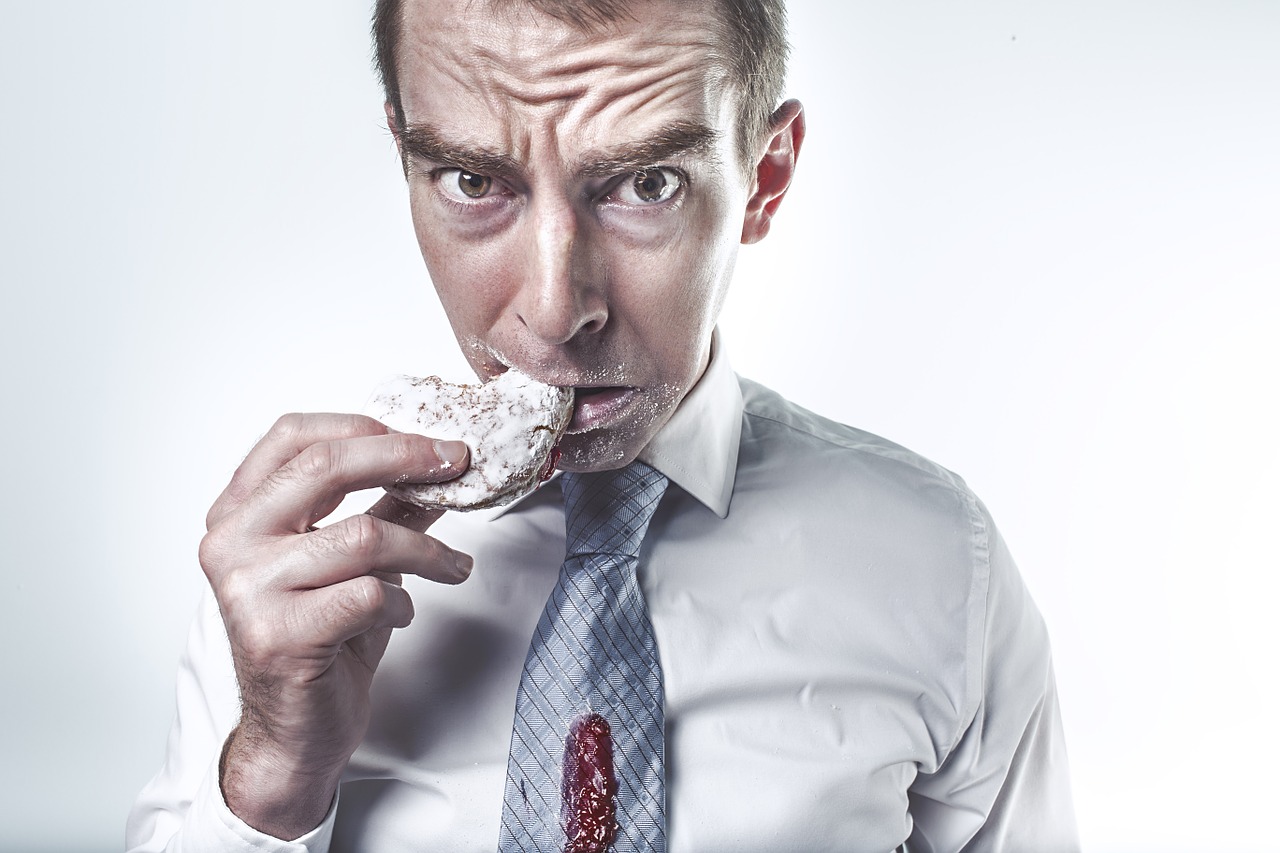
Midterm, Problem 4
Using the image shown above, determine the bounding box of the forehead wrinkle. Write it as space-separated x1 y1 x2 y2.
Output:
399 2 736 180
556 54 728 167
472 52 708 112
466 14 721 108
576 53 712 101
403 33 541 168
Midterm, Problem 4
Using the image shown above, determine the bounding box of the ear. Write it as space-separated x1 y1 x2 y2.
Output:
741 99 805 245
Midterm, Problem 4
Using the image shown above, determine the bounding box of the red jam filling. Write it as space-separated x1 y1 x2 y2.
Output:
540 446 562 483
561 713 618 853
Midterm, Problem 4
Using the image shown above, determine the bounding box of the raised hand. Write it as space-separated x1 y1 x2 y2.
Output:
199 413 472 839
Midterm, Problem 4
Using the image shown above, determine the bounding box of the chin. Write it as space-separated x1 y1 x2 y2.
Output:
554 430 646 473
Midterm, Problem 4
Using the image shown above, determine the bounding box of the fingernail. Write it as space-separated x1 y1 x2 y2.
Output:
434 439 469 468
454 551 474 578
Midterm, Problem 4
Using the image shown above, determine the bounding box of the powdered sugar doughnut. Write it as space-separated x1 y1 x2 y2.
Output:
366 369 574 510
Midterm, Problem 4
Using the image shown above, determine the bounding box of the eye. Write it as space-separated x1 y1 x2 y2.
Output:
438 169 497 201
614 167 682 205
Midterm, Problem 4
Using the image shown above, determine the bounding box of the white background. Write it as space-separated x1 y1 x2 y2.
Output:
2 2 1277 850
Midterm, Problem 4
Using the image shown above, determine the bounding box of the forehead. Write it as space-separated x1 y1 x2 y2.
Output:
397 0 733 157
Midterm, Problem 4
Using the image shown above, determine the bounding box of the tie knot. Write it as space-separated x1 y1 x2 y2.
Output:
561 461 669 559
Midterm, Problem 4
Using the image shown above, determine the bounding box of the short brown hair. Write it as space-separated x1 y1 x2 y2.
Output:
371 0 789 166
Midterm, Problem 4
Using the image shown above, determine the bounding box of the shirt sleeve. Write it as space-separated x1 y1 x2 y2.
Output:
125 589 338 853
905 503 1080 853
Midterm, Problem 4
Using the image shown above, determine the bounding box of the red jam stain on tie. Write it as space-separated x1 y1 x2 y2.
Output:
561 713 618 853
540 446 562 483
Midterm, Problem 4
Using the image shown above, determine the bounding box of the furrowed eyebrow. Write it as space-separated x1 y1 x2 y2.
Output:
396 120 723 179
578 122 723 178
398 124 522 177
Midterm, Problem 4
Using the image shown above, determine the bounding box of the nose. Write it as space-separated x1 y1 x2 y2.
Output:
513 195 607 345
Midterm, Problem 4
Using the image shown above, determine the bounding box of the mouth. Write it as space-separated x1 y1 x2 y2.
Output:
566 386 639 434
467 344 638 435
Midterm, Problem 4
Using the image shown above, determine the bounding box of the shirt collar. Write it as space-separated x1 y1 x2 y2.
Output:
486 328 742 520
636 329 740 518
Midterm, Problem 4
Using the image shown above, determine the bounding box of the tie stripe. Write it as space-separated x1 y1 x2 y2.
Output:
499 462 669 852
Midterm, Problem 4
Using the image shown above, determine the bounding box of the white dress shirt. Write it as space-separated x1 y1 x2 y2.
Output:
128 335 1078 852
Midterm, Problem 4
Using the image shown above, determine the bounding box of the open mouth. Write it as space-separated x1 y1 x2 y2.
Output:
567 386 638 433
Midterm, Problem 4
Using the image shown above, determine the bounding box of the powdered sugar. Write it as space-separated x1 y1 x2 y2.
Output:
366 369 574 510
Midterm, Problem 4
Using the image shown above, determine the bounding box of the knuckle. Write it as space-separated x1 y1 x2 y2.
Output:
235 617 282 663
334 513 385 560
294 440 340 482
217 565 259 612
340 413 384 439
387 432 425 470
340 575 385 620
197 530 228 579
268 412 307 443
217 578 281 658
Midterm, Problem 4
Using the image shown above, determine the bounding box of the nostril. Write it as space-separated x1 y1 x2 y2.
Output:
516 289 608 344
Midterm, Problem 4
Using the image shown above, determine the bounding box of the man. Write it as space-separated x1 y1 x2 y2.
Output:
129 0 1078 850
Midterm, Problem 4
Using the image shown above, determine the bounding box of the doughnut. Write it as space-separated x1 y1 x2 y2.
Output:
365 369 573 510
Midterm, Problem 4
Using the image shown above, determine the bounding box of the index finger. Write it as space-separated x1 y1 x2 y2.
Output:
231 431 467 536
208 413 391 530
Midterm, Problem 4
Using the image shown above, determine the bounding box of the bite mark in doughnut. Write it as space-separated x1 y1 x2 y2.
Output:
365 369 573 510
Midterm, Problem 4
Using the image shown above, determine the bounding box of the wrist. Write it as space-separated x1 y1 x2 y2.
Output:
218 724 345 840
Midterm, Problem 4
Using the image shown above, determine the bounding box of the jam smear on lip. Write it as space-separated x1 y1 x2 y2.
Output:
561 713 618 853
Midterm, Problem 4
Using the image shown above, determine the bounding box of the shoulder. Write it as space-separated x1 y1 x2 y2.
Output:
731 376 996 628
734 376 1050 737
735 375 983 531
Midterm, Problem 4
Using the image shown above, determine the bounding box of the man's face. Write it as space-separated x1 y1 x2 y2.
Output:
395 0 756 472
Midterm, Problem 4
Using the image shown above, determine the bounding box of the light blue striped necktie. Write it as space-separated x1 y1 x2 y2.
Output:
499 461 670 853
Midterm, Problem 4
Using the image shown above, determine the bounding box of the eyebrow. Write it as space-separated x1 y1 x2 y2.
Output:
398 125 523 178
578 121 723 177
397 120 723 179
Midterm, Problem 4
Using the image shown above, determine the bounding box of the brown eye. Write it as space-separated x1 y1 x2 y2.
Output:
457 171 492 198
631 168 674 203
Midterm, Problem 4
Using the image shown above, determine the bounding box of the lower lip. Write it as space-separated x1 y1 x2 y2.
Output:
567 387 639 433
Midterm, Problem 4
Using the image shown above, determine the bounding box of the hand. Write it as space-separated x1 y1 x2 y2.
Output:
198 413 472 840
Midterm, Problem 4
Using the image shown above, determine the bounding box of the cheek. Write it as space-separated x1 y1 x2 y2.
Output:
655 207 739 320
612 219 738 375
410 200 513 333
